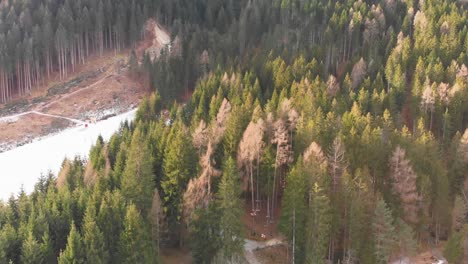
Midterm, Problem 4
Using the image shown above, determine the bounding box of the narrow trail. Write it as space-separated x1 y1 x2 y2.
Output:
29 111 85 125
0 65 116 125
0 111 85 125
38 70 114 111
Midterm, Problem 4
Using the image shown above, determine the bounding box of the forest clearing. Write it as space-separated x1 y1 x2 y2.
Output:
0 19 170 152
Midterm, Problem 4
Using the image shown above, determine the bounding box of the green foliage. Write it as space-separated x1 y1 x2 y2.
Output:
121 127 155 216
305 183 331 264
83 206 108 264
217 157 244 262
57 223 85 264
162 121 197 241
443 231 464 264
279 160 308 263
189 204 221 264
119 204 154 264
372 198 395 264
20 232 43 264
0 1 466 263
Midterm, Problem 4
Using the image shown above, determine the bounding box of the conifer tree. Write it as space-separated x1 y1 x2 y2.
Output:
119 204 154 264
372 198 395 264
97 192 124 263
216 157 244 263
444 230 464 264
162 121 196 242
57 222 85 264
83 206 108 264
279 159 307 263
21 231 43 264
121 127 155 216
305 183 331 264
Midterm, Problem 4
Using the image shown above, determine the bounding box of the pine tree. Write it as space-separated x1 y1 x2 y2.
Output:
305 183 331 264
162 121 196 242
97 192 124 263
150 189 163 263
216 157 244 263
119 204 154 264
21 231 43 264
443 231 464 264
372 198 395 264
189 204 221 264
395 218 417 258
58 222 85 264
279 160 307 263
83 206 108 264
121 127 155 216
129 50 138 75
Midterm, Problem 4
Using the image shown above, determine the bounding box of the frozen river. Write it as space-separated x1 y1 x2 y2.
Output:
0 109 136 201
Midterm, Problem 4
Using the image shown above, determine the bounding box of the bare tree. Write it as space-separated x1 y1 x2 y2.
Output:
390 146 421 225
192 119 208 151
192 98 231 151
183 143 221 222
413 10 428 31
304 142 326 165
437 82 450 105
421 80 435 129
269 99 298 221
351 58 367 90
211 98 232 144
238 118 265 214
328 137 346 193
326 75 340 97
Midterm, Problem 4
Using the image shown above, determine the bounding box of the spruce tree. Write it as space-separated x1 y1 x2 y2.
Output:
162 121 196 242
372 198 395 264
121 127 155 216
305 183 331 264
57 222 85 264
83 206 108 264
443 230 464 264
119 204 154 264
21 231 43 264
279 160 308 263
216 157 244 263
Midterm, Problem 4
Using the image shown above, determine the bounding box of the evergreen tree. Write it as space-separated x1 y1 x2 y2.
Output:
372 198 395 264
279 160 308 263
83 206 108 264
119 204 154 264
162 121 196 242
189 204 221 264
216 157 244 263
443 231 464 264
121 127 155 216
305 183 331 264
21 231 43 264
57 222 85 264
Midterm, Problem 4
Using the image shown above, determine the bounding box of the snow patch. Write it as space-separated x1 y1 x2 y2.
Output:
0 109 136 201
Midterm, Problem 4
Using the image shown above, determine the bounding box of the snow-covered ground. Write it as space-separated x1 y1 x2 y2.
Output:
0 109 136 201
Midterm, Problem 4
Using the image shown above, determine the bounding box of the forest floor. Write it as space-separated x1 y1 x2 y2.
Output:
161 247 192 264
242 199 290 264
0 19 170 152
